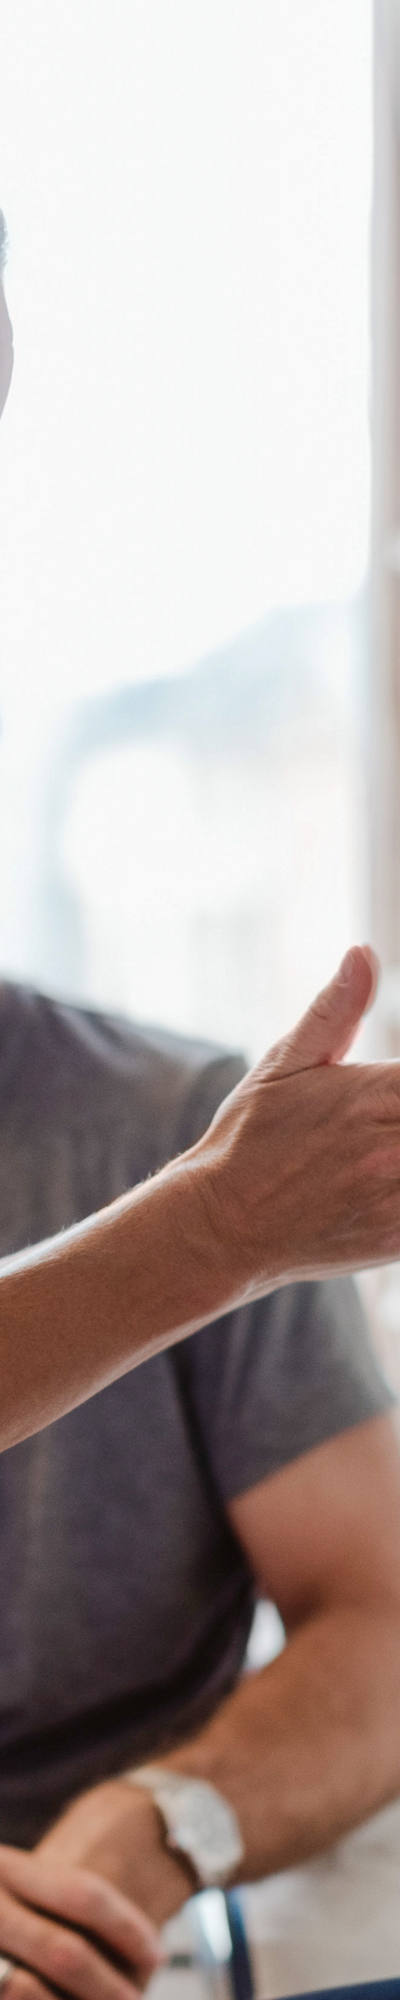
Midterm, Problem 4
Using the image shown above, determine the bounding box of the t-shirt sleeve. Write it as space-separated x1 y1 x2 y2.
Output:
175 1278 396 1502
174 1051 396 1502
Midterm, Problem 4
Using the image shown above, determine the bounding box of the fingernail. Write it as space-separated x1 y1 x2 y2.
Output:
339 949 355 982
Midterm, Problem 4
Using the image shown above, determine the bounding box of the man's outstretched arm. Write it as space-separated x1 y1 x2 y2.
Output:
1 944 400 1453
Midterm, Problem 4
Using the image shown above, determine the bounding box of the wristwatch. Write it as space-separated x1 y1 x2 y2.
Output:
124 1763 245 1889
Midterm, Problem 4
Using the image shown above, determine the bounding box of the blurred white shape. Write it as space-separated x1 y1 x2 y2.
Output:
0 0 371 714
193 1891 232 1966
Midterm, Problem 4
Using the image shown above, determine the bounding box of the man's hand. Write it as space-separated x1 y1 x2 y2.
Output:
35 1778 192 1935
198 943 400 1301
0 1839 162 1999
3 939 400 1459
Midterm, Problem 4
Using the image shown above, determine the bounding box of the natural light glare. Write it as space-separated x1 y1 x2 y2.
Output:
0 0 371 712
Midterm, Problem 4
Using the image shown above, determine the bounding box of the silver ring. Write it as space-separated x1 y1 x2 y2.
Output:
0 1959 13 1991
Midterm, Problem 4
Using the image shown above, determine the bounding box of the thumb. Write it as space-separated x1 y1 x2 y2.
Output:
269 945 380 1078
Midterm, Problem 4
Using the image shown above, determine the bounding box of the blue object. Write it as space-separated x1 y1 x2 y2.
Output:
225 1888 255 2000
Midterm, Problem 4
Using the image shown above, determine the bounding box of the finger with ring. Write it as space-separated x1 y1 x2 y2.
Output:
0 1960 13 1992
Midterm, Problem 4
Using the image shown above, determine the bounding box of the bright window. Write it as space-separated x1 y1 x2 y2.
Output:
0 1 372 1060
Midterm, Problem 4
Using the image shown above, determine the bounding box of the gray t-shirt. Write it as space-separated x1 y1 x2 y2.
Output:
0 980 393 1848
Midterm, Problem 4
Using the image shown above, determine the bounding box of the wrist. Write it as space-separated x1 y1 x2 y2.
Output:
142 1142 240 1335
119 1783 195 1925
124 1758 245 1894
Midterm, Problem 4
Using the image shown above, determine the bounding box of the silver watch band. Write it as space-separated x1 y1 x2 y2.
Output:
124 1764 245 1889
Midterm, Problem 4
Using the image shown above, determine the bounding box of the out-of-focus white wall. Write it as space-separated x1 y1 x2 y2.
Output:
0 1 372 1064
0 0 371 710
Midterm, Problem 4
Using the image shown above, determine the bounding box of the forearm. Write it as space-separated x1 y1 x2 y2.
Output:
0 1146 233 1453
37 1600 400 1934
160 1601 400 1888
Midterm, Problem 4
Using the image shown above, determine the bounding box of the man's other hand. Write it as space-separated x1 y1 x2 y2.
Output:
0 1839 162 1999
35 1776 193 1937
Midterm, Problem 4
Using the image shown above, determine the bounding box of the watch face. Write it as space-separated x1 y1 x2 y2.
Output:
166 1778 244 1884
